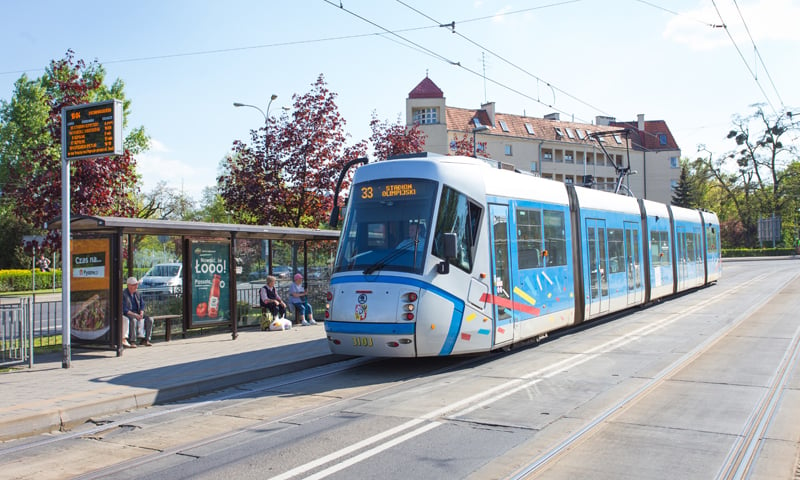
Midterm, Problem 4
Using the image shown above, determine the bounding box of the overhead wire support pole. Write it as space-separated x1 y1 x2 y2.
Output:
588 129 633 196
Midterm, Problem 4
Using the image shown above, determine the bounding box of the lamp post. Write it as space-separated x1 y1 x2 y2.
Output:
234 94 278 160
472 124 489 157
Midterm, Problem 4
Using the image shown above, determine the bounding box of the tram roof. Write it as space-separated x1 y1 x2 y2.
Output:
47 215 340 242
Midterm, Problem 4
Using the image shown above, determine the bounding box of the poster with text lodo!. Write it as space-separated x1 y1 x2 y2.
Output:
191 241 230 326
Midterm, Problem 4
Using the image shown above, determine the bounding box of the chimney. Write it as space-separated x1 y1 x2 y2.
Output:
481 102 496 127
595 115 615 126
637 114 645 131
544 112 560 121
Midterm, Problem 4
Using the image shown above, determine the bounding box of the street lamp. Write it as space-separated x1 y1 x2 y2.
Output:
233 94 278 159
472 124 489 157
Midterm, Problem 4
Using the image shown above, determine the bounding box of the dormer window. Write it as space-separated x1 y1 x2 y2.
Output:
499 120 509 132
565 128 575 139
525 123 535 135
554 127 563 138
659 133 668 145
413 108 438 125
472 117 482 128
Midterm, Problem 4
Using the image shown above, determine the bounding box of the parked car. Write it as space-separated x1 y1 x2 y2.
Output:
139 263 182 295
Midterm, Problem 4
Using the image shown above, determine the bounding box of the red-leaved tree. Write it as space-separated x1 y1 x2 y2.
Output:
368 113 426 161
219 74 367 228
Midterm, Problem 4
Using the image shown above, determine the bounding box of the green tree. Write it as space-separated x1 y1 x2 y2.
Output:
671 164 699 208
0 50 149 264
697 106 799 247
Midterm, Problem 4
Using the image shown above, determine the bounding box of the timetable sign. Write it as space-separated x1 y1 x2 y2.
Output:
62 100 123 160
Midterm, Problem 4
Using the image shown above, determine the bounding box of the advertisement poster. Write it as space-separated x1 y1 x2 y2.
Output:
191 241 230 326
70 237 111 342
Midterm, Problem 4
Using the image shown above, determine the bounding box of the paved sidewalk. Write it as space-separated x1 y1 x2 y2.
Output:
0 324 344 442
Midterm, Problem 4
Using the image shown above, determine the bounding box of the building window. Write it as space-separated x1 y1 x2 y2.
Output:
576 129 585 139
543 151 553 161
565 128 575 139
659 133 668 145
413 108 437 125
613 135 622 144
671 180 679 191
499 120 509 132
670 156 679 168
554 127 563 138
472 117 482 128
525 123 535 135
564 152 574 163
530 162 537 172
505 145 513 156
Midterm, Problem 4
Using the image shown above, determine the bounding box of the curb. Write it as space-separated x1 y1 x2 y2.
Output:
0 353 347 442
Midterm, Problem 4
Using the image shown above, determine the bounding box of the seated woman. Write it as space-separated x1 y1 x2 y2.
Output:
289 273 317 326
260 275 286 320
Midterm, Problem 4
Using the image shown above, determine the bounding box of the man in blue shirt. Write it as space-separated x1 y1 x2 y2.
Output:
122 277 153 347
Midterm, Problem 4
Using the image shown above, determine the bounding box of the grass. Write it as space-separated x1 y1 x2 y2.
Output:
0 289 62 297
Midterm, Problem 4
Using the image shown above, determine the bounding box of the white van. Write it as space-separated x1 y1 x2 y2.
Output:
139 263 182 295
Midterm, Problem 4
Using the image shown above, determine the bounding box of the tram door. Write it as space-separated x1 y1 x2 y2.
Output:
676 227 687 291
624 222 643 305
489 204 514 345
586 219 610 315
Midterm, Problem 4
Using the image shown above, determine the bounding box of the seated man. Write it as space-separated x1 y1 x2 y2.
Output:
122 276 153 347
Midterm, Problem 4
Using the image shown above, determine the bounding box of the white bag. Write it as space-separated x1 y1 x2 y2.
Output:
269 317 293 331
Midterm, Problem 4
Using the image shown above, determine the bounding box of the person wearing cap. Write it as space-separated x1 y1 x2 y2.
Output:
122 276 154 347
289 272 317 326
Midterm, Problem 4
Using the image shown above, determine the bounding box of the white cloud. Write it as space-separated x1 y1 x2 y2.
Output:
136 147 217 201
665 0 800 51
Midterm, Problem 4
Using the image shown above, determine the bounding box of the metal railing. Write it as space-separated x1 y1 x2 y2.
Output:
11 280 330 351
1 300 32 367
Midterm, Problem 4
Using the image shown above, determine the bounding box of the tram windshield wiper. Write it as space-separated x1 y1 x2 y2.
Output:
362 242 415 275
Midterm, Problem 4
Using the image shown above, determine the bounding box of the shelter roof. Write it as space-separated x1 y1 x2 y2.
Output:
47 215 340 242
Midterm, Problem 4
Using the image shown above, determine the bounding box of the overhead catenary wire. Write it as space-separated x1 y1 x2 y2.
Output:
395 0 613 118
710 0 778 115
730 0 785 109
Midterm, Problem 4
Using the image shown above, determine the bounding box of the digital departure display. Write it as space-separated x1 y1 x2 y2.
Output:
62 100 123 160
360 182 419 200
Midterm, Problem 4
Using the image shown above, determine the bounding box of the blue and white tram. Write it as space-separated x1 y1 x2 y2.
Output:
324 153 720 357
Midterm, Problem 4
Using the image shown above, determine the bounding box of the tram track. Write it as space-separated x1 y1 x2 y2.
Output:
509 268 800 479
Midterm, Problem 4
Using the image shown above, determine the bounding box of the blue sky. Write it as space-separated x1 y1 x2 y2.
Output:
1 0 797 201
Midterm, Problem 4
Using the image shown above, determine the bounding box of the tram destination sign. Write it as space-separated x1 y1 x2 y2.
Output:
62 100 123 160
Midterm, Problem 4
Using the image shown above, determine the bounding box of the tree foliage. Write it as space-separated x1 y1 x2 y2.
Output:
448 132 491 158
0 50 149 256
368 113 426 161
694 105 799 248
219 74 367 229
671 163 699 208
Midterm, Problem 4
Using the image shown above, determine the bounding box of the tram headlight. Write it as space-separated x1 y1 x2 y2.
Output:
403 304 415 312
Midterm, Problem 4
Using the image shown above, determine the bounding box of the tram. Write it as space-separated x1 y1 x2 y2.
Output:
324 153 721 357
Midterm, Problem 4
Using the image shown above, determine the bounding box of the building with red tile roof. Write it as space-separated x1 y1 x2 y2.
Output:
404 76 681 203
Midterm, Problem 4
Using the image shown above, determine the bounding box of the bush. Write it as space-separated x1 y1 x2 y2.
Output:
0 269 62 292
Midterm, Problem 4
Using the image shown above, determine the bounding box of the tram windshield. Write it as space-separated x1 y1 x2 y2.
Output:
334 178 437 274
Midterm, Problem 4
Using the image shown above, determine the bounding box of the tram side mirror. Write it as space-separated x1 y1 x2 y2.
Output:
437 233 458 275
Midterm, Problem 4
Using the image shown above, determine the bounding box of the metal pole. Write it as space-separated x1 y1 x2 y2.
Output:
60 110 71 369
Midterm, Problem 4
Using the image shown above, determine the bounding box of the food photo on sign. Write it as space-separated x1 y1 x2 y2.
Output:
70 238 112 342
191 241 230 326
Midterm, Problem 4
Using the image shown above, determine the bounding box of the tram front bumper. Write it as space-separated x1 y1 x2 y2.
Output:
325 321 417 357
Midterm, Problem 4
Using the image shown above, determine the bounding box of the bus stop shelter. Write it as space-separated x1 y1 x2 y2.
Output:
48 215 340 355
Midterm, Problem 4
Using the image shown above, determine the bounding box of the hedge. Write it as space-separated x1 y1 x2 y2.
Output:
722 247 797 257
0 269 62 292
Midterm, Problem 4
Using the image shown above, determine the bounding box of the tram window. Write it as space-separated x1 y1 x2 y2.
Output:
543 210 567 267
433 185 481 272
650 230 670 266
516 208 543 269
607 228 624 274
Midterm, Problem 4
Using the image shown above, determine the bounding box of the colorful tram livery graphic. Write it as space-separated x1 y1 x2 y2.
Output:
324 153 721 357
